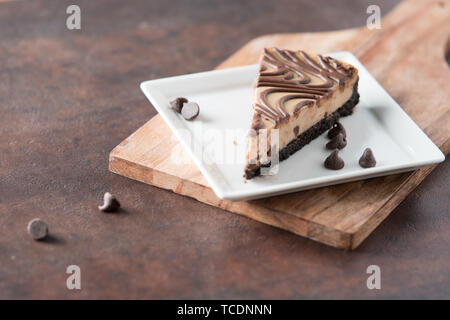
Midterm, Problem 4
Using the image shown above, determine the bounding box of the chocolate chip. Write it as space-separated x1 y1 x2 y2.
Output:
169 97 188 113
293 126 299 136
181 102 200 120
27 218 48 240
98 192 120 212
328 121 346 139
326 132 347 150
359 148 376 168
324 149 345 170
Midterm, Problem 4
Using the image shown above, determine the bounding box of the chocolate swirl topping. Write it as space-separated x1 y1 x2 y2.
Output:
253 48 354 125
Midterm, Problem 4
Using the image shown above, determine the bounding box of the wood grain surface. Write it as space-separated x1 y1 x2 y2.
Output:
1 0 449 299
110 0 450 249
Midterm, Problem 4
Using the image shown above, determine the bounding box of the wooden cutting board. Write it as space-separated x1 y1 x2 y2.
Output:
110 0 450 249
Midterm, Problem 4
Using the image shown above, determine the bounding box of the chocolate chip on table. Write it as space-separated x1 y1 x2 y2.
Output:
324 149 345 170
359 147 376 168
27 218 48 240
169 97 188 113
328 121 346 139
326 132 347 150
181 102 200 120
98 192 120 212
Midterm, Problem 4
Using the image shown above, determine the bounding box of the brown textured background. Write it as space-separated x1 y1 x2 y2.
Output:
0 0 449 299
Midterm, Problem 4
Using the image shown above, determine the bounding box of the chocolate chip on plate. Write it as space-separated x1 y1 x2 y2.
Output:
326 132 347 150
181 102 200 120
27 218 48 240
324 149 345 170
328 121 346 139
169 97 188 113
359 148 376 168
98 192 121 212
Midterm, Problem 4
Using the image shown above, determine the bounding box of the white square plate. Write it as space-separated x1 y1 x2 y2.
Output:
140 52 444 201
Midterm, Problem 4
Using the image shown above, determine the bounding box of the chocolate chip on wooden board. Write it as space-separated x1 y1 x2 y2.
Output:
324 149 345 170
326 132 347 150
359 148 376 168
169 97 188 113
27 218 48 240
328 121 346 139
181 102 200 120
98 192 120 212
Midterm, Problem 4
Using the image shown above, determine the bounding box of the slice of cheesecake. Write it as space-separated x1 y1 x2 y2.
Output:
245 48 359 179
